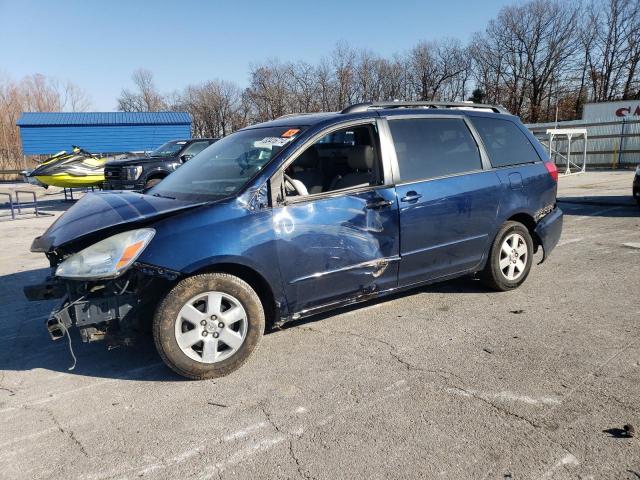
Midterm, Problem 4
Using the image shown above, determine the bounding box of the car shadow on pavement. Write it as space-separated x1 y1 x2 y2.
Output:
0 267 182 382
1 267 490 381
558 196 640 217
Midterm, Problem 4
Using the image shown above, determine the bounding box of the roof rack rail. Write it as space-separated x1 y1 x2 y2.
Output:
276 112 316 119
340 101 510 114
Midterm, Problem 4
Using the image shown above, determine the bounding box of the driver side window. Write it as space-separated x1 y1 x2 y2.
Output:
284 124 382 198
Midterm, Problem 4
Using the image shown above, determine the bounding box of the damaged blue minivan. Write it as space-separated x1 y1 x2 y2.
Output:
25 101 563 379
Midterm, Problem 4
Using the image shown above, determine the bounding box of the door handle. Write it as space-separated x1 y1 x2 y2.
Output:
400 191 422 202
366 199 393 210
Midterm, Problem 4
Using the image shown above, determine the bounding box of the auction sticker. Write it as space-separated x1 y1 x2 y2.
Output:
254 137 292 148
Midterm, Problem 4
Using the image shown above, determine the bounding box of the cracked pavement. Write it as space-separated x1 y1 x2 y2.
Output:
0 171 639 479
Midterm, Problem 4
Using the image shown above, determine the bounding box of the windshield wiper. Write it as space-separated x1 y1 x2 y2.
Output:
151 192 176 200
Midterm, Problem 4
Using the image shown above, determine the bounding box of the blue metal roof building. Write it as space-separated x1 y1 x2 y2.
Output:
16 112 192 154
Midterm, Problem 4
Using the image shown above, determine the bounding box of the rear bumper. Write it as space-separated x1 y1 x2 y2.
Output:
534 206 563 263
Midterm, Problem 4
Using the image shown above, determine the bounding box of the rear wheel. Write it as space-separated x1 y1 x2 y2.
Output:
480 221 534 291
153 273 265 379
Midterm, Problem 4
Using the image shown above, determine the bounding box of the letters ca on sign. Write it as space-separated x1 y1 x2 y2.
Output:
615 105 640 117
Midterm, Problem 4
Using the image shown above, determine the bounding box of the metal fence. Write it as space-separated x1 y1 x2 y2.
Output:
526 118 640 169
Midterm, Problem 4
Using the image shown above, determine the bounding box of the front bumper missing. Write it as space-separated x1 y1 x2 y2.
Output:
41 294 138 342
46 302 72 340
25 278 141 344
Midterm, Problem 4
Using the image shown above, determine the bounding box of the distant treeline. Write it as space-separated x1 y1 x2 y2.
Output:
1 0 638 170
124 0 639 138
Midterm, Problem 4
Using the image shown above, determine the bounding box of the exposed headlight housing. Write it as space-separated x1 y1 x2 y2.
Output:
56 229 155 280
123 166 143 181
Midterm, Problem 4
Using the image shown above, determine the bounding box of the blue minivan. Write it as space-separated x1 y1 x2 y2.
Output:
25 102 563 379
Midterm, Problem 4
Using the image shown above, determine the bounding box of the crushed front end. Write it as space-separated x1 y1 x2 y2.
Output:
24 227 177 348
24 267 173 345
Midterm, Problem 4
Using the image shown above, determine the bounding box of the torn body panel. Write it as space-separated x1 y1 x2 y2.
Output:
273 186 400 314
26 267 173 345
534 206 563 263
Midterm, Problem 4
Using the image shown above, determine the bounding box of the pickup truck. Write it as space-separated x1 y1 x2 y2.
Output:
103 138 217 190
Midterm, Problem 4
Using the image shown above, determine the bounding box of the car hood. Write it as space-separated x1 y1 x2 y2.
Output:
106 155 176 166
31 191 203 253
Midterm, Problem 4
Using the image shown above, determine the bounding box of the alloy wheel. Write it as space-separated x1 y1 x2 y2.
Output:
499 233 528 281
174 291 248 363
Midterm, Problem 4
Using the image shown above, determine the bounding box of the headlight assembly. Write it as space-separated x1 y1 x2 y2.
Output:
124 166 143 181
56 229 155 279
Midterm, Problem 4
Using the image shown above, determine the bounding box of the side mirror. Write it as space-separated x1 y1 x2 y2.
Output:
180 154 193 163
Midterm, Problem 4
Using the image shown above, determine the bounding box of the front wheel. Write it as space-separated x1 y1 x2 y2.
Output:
153 273 265 379
480 221 534 292
144 178 163 189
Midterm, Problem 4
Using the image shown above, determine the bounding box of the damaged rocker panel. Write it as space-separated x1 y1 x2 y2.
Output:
288 255 400 285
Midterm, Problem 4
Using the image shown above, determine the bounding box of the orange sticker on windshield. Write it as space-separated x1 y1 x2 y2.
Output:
281 129 300 138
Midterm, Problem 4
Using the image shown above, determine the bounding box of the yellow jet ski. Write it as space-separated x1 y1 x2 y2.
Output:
29 147 130 188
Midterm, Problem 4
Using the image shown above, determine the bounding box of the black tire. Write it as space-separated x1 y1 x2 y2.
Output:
145 177 163 189
153 273 265 380
480 221 534 292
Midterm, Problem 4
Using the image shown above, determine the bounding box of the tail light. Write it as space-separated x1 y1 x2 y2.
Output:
545 161 558 182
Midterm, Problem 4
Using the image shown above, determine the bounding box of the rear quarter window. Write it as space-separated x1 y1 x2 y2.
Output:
388 118 482 183
472 117 540 168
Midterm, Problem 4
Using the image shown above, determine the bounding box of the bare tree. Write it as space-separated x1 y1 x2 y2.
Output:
172 80 244 138
245 60 292 121
331 41 357 109
471 0 580 122
117 69 166 111
60 80 92 112
0 73 91 175
409 39 470 102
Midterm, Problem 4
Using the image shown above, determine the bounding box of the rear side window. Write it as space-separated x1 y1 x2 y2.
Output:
388 118 482 183
472 117 540 167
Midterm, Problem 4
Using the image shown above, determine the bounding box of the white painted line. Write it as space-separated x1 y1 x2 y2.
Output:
82 380 412 480
0 427 58 449
541 453 579 479
556 237 583 247
492 391 561 406
222 422 267 442
208 436 286 476
385 379 407 391
445 387 561 406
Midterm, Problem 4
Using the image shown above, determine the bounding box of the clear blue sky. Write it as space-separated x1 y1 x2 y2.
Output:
0 0 510 110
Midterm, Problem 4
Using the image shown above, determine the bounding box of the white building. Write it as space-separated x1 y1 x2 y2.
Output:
582 100 640 122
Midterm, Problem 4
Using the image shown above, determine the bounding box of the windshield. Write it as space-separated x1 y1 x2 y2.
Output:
150 126 304 201
149 141 187 157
